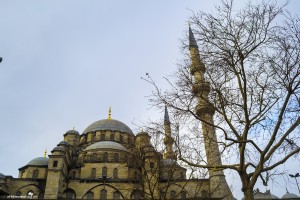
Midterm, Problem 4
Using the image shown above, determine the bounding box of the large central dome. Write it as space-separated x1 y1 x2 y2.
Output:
83 119 133 135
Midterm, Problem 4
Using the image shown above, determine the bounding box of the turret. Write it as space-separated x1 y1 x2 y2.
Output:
188 24 233 199
163 106 176 160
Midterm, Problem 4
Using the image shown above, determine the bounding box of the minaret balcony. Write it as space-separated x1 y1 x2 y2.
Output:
192 81 211 94
190 62 206 75
195 101 215 117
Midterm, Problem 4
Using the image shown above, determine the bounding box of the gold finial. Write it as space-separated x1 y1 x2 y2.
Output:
188 21 190 27
108 106 112 120
44 149 47 158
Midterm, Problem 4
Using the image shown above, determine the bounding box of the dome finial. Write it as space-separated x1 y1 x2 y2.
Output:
44 149 47 158
108 106 112 120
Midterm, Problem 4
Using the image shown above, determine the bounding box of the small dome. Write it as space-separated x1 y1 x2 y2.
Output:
64 129 79 136
58 141 70 146
83 119 133 135
52 146 66 152
27 157 49 166
282 192 300 199
85 141 128 152
0 173 5 178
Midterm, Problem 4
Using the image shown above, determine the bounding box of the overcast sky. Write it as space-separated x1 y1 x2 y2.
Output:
0 1 299 199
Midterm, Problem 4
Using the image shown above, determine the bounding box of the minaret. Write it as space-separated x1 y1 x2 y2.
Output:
188 24 233 199
163 106 176 160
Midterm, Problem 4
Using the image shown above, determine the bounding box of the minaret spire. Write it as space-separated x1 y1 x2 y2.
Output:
163 106 176 160
188 25 233 199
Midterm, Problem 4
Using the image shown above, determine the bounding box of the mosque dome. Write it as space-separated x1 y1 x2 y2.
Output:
83 119 133 135
282 192 300 199
84 141 128 152
27 157 49 166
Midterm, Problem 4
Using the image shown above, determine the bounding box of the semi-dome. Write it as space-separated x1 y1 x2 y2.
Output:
282 192 300 199
27 157 49 166
83 119 133 134
85 141 128 152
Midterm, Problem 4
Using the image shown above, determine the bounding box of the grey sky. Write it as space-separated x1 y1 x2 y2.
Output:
0 1 299 199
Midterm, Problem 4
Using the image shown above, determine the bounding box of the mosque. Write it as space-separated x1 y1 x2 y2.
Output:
0 27 299 200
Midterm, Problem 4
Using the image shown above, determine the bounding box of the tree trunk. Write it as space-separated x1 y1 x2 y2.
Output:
242 186 254 200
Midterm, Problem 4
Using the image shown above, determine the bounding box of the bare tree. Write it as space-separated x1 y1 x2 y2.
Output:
144 0 300 199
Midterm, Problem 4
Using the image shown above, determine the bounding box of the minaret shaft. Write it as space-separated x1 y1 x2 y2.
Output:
163 106 176 160
189 25 233 199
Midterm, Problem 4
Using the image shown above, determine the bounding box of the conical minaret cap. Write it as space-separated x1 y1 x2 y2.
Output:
189 23 198 49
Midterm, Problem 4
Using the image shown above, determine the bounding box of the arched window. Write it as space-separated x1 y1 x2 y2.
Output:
113 168 118 179
103 152 108 162
27 191 34 198
113 191 121 200
32 169 39 179
101 134 105 141
120 135 123 143
132 190 143 200
15 191 21 196
72 171 76 178
91 168 96 178
100 189 107 200
86 191 94 200
92 153 97 161
102 167 107 177
110 134 114 141
180 171 184 179
114 153 119 162
38 192 44 199
64 188 76 199
170 190 176 199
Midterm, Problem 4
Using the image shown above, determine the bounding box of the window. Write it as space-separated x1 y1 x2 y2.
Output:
102 167 107 178
120 135 123 143
113 168 118 179
86 191 94 200
170 190 176 199
91 168 96 178
114 153 119 162
72 171 76 178
110 134 114 141
150 162 155 169
113 191 120 200
38 192 44 199
64 189 76 199
100 189 107 200
92 153 97 161
132 190 142 200
180 171 184 179
27 191 34 198
16 191 21 196
103 152 108 162
53 160 58 167
32 169 39 179
101 134 105 140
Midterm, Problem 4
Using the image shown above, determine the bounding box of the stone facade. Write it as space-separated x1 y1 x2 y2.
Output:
0 112 218 199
